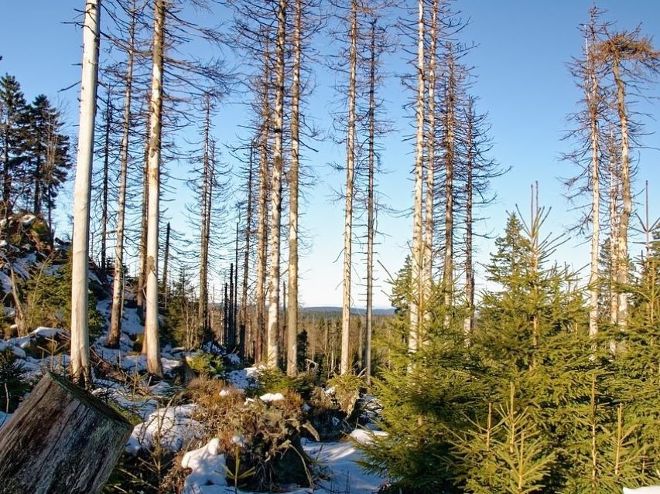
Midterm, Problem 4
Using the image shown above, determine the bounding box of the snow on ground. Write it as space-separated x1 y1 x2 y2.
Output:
228 366 260 389
182 439 228 494
260 392 285 402
0 271 11 293
181 432 386 494
623 488 660 494
126 403 203 454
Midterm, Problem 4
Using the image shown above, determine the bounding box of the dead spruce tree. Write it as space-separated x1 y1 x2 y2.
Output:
70 0 101 385
108 0 141 348
593 29 659 329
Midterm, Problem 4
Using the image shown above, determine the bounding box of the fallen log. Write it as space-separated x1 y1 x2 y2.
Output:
0 371 132 493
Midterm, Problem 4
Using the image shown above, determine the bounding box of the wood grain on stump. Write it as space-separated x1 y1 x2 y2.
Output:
0 371 132 494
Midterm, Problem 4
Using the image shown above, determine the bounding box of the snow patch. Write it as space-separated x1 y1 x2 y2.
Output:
126 404 203 454
623 488 660 494
260 392 285 403
181 439 228 494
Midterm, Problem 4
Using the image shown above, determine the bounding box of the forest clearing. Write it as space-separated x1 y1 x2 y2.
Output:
0 0 659 493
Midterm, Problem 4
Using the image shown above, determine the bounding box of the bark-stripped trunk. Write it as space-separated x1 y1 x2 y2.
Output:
255 40 271 364
100 91 112 274
287 0 302 377
108 5 136 348
143 0 166 376
442 47 456 327
365 18 377 381
266 0 287 368
607 128 620 326
424 0 438 323
463 99 475 337
198 98 212 341
409 0 425 353
137 131 149 313
587 37 601 338
340 0 358 375
229 262 235 347
70 0 101 386
234 220 239 347
162 221 170 307
241 146 254 359
612 59 630 329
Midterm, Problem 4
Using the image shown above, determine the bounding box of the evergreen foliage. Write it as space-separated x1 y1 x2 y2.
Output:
363 209 659 493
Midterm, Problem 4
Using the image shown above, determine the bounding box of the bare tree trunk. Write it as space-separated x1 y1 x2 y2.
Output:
424 0 438 325
266 0 287 369
587 35 601 338
108 4 136 348
70 0 101 386
607 127 620 326
255 41 271 364
287 0 302 377
442 46 457 327
365 17 377 382
340 0 358 375
162 221 170 308
463 98 475 337
612 59 630 330
409 0 425 354
143 0 166 376
234 220 239 347
137 135 149 314
100 91 112 276
198 97 212 341
241 145 254 359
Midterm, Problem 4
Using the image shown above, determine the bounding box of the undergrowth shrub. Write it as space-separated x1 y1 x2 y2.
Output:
189 377 318 491
0 349 30 413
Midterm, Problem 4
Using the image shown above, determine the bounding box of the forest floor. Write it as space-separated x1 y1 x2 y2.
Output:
0 276 385 493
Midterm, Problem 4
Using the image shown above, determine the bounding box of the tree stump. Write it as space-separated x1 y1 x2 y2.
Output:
0 371 132 494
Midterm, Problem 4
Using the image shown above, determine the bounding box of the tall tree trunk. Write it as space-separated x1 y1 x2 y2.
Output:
612 59 630 330
234 220 239 347
266 0 287 369
70 0 101 386
365 17 377 382
137 132 149 313
108 5 136 348
607 127 620 326
241 146 254 359
587 35 601 338
463 99 475 337
198 97 212 341
340 0 358 375
442 46 456 326
255 40 271 364
143 0 166 376
424 0 438 324
287 0 302 377
100 91 112 275
409 0 425 353
162 221 170 308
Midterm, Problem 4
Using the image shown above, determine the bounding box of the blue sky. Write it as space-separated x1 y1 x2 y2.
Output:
1 1 659 308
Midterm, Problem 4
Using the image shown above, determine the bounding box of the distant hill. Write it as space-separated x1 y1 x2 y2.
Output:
301 306 395 316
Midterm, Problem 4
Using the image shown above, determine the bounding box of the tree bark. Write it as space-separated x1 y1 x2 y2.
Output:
587 34 601 338
108 4 136 348
612 59 630 330
266 0 287 369
409 0 425 354
255 37 271 364
70 0 101 386
340 0 358 375
144 0 166 376
0 372 131 494
287 0 302 377
365 17 377 381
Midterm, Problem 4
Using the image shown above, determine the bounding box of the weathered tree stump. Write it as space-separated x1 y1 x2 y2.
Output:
0 371 132 493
